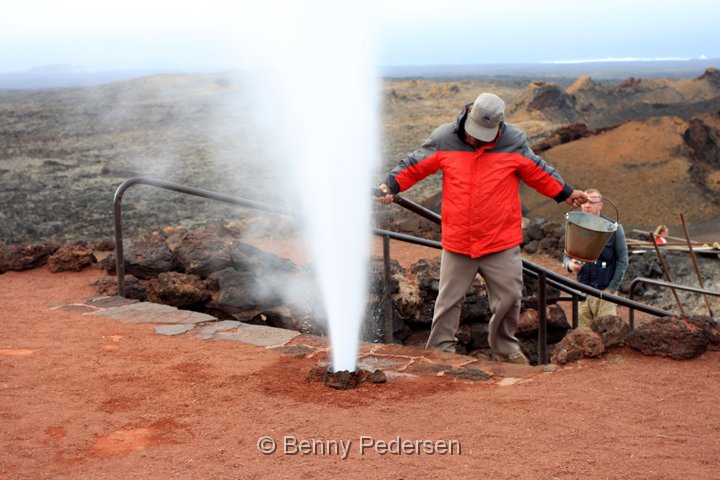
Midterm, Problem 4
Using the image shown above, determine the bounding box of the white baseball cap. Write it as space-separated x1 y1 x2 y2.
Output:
464 93 505 142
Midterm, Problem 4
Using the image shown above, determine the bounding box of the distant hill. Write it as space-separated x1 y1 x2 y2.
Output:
521 114 720 230
0 65 226 90
381 59 720 81
507 68 720 142
5 59 719 90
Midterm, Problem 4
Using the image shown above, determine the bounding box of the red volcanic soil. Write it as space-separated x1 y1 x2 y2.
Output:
1 254 720 480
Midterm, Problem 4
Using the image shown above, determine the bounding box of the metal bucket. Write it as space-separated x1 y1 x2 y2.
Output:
564 196 619 262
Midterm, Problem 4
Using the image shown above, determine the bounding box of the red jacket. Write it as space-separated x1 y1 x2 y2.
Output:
386 106 573 258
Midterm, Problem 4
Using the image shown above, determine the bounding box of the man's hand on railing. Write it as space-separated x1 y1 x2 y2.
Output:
374 184 395 205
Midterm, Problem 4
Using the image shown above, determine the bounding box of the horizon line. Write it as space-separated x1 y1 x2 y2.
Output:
543 56 709 64
1 57 719 75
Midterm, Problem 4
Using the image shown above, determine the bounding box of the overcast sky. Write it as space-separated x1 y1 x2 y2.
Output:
1 0 718 72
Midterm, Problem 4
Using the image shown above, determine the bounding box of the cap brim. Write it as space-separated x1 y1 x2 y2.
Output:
464 117 499 142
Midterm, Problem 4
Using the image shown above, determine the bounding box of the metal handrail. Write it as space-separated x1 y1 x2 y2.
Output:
112 177 675 364
628 277 720 329
378 192 677 364
379 194 674 315
373 227 586 299
523 269 587 301
113 176 292 296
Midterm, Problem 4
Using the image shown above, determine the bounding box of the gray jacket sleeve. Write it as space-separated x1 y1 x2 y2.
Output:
504 127 564 184
609 225 628 292
385 131 440 194
502 125 573 202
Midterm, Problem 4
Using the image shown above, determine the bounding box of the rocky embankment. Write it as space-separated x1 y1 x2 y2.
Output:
2 217 718 365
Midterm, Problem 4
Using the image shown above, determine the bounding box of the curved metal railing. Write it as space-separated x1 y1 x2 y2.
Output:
113 177 675 364
113 176 292 296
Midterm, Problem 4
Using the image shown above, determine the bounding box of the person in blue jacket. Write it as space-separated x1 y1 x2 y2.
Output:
565 189 628 326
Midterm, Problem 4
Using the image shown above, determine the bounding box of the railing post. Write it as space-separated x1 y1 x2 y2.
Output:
629 277 640 330
538 271 548 365
382 235 393 344
572 294 579 329
113 186 127 297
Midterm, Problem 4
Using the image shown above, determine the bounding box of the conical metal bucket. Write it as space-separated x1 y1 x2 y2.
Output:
564 197 619 262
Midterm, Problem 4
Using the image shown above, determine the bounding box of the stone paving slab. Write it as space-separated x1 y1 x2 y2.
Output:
65 296 545 382
216 320 242 330
285 334 329 349
365 343 476 368
357 354 412 372
87 301 215 324
155 324 196 336
213 324 300 347
85 296 139 308
196 320 242 339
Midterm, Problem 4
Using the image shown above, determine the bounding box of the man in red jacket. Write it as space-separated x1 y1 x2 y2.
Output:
377 93 588 364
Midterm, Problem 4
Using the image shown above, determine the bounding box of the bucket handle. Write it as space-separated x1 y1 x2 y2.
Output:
566 195 620 225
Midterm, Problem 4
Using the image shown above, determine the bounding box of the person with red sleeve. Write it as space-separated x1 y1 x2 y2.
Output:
653 225 669 245
377 93 588 364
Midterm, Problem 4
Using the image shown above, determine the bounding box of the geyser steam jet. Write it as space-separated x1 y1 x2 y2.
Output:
234 1 380 372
